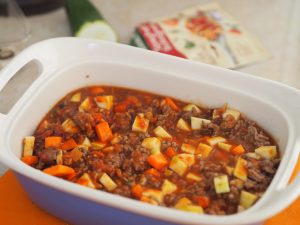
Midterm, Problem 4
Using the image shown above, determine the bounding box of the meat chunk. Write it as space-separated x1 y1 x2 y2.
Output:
72 112 95 137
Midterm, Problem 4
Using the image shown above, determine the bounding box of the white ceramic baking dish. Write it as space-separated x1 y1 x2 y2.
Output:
0 38 300 225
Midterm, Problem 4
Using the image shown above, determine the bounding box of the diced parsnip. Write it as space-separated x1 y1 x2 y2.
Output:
99 173 117 191
132 114 149 133
70 92 81 102
223 108 240 120
169 157 188 176
181 143 196 154
206 136 226 146
255 146 277 159
91 141 106 150
226 166 234 175
80 173 95 189
240 191 258 209
176 154 195 166
217 142 232 152
245 152 261 159
176 205 204 214
23 136 35 156
191 117 211 130
214 175 230 194
196 143 212 158
183 104 201 113
94 95 114 110
175 197 192 208
142 137 161 154
162 179 177 195
186 172 202 182
234 158 248 181
56 150 63 165
153 126 172 138
81 137 91 147
177 118 191 131
62 119 78 133
79 97 92 112
142 189 163 204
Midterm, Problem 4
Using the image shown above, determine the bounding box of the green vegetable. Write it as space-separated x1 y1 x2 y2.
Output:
65 0 117 41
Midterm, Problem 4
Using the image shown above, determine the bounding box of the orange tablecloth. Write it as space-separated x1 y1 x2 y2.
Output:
0 159 300 225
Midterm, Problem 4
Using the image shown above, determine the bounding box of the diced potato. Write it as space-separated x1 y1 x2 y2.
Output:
196 143 212 158
23 136 35 156
255 146 277 159
191 117 211 130
162 179 177 195
226 166 234 175
223 108 240 120
176 205 204 214
91 141 106 150
142 189 163 204
81 137 91 147
169 157 188 176
94 95 114 110
79 97 92 112
70 92 81 102
245 152 261 159
186 172 202 182
234 158 248 181
153 126 172 138
218 142 232 152
175 197 192 208
62 119 78 133
240 191 258 209
176 154 195 166
183 104 201 113
132 114 149 133
80 173 95 189
181 143 196 154
56 150 63 165
99 173 117 191
142 137 161 154
140 196 159 205
176 118 191 131
206 136 226 146
214 175 230 194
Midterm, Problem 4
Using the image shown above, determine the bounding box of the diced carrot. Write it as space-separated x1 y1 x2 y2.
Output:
213 150 229 162
165 147 176 158
131 184 144 199
195 196 210 208
89 86 104 95
45 136 62 148
114 103 127 113
21 156 38 166
145 168 160 178
43 165 75 178
231 144 245 155
95 122 113 142
61 139 77 151
147 153 168 170
165 97 179 111
77 178 89 186
126 96 139 105
66 172 77 181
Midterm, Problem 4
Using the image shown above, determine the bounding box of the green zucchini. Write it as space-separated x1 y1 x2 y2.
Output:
65 0 117 42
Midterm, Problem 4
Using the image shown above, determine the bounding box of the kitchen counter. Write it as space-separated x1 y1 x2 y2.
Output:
0 0 299 174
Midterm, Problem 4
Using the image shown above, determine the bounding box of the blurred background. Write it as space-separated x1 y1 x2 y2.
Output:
0 0 299 174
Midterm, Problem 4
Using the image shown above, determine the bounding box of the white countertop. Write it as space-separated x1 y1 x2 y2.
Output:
0 0 299 175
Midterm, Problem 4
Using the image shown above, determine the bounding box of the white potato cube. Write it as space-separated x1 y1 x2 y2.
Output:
181 143 196 154
56 150 63 165
162 179 177 195
142 189 163 204
70 92 81 102
197 143 213 158
223 108 240 120
132 114 149 133
240 191 257 209
175 197 192 208
214 175 230 194
176 205 204 214
80 173 95 189
153 126 172 138
23 136 35 156
217 142 232 152
99 173 117 191
91 141 106 150
142 137 161 154
177 118 191 131
169 157 188 176
81 137 91 147
255 146 277 159
94 95 114 110
176 154 195 167
245 152 261 159
234 158 248 181
62 119 78 133
191 117 211 130
207 136 226 146
79 97 92 112
183 104 201 113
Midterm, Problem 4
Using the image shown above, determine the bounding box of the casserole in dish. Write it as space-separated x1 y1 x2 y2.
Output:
0 38 300 225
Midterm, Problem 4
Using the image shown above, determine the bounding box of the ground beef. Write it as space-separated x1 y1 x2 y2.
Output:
111 112 132 131
131 147 150 172
72 112 95 138
39 147 58 166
